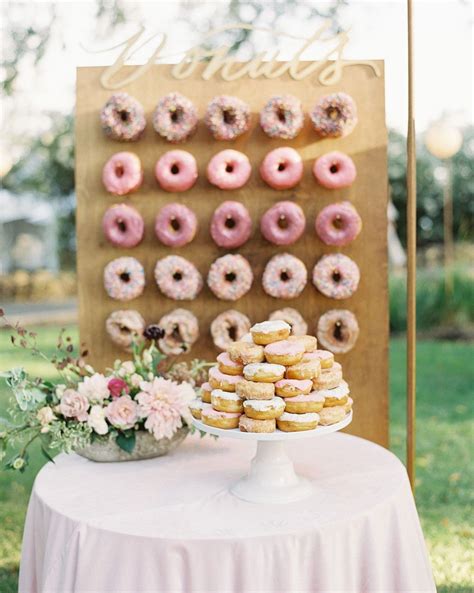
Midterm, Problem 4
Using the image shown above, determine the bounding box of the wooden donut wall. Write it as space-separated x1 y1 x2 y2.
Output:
75 63 389 446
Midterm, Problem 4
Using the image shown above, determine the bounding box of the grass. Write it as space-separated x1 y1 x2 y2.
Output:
0 326 473 593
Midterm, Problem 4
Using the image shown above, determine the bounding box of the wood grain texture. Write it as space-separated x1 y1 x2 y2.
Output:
75 62 389 446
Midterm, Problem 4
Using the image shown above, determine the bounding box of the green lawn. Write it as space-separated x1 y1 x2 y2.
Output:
0 326 473 593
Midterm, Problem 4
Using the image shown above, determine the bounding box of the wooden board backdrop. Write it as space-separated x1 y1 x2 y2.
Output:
76 62 388 446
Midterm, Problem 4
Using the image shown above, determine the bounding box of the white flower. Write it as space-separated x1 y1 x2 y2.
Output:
78 373 110 403
142 349 153 366
12 457 25 470
36 406 55 426
85 365 95 375
88 405 109 435
118 361 135 377
147 372 154 381
55 384 67 397
130 373 142 388
40 426 50 434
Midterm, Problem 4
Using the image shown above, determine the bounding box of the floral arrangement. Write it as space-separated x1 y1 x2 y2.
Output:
0 311 211 471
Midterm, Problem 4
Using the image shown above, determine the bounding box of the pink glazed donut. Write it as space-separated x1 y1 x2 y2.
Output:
260 201 306 246
102 204 144 248
259 95 304 140
210 201 252 249
155 204 197 247
207 254 253 301
153 92 198 143
102 152 143 196
103 257 145 301
154 255 203 300
207 150 251 190
313 151 357 189
310 93 358 138
155 150 198 192
205 95 250 141
312 254 360 299
262 253 307 299
315 201 362 246
260 147 303 190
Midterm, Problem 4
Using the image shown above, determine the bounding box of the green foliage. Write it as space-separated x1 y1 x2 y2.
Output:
115 430 136 453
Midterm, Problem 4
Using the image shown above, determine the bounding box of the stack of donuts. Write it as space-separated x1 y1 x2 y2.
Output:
189 319 352 433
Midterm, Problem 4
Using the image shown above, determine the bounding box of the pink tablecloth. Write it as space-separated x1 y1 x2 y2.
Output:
19 433 435 593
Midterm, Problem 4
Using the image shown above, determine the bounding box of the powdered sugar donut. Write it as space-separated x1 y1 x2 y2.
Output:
205 96 250 141
210 201 252 249
269 308 308 336
154 150 198 192
207 254 253 301
317 309 359 354
100 93 146 141
260 201 306 245
207 150 251 190
315 201 362 246
260 147 303 190
104 257 145 301
262 254 307 299
157 308 199 354
153 92 198 143
155 204 197 247
154 255 202 300
102 152 143 196
310 93 358 138
260 95 304 140
313 151 357 189
102 204 144 248
105 309 145 351
313 254 360 300
210 310 251 350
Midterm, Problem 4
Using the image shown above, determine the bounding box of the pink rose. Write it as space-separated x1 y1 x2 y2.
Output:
108 378 129 398
105 395 138 430
59 389 89 422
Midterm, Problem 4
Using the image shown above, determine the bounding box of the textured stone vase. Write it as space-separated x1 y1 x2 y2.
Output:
76 427 189 462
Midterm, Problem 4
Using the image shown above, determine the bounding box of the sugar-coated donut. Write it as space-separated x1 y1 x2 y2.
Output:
217 352 243 376
260 201 306 246
154 256 202 300
227 341 265 365
285 391 325 414
313 254 360 300
310 93 358 138
239 415 276 433
236 379 274 400
304 350 334 369
102 152 143 196
318 405 346 426
100 93 145 141
207 254 253 301
153 92 198 143
201 407 241 429
269 308 308 336
155 204 197 247
344 396 354 414
157 308 199 355
102 204 144 248
264 339 305 366
104 257 145 301
154 150 198 192
200 382 212 403
243 362 285 383
250 320 291 345
105 309 145 351
262 253 307 299
317 309 360 354
317 380 349 407
274 378 313 398
208 366 243 392
277 411 319 432
211 389 244 413
313 363 343 390
286 358 321 381
260 147 303 190
205 96 250 140
287 335 318 352
260 95 304 140
207 150 251 190
313 151 357 189
210 201 252 249
211 310 251 351
315 201 362 246
243 397 285 420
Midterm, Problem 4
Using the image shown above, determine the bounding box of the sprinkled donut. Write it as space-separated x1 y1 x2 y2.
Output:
154 150 198 192
269 308 308 336
100 93 146 142
153 92 198 143
315 201 362 246
102 204 144 248
155 204 197 247
211 310 251 350
260 94 304 140
207 254 253 301
260 147 303 190
317 309 360 354
210 201 252 249
105 309 145 351
205 95 250 141
104 257 145 301
262 254 307 299
310 92 358 138
260 201 306 246
313 151 357 189
207 149 251 190
102 152 143 196
157 308 199 355
154 255 203 300
313 254 360 300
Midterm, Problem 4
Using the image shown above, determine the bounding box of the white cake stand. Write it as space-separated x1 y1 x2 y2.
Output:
193 411 352 504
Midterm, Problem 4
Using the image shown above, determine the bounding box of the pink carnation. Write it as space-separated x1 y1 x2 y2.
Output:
59 389 89 422
105 395 138 429
108 378 129 398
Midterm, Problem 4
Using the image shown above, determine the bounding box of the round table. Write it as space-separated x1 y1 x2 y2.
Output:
19 433 435 593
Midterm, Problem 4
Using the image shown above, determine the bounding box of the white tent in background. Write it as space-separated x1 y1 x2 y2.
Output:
388 199 407 268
